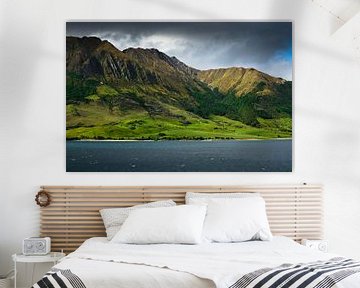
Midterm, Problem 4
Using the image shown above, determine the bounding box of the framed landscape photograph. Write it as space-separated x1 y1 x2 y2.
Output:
66 21 292 172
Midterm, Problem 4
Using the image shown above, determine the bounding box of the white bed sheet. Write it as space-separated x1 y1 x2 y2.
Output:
54 237 360 288
56 258 214 288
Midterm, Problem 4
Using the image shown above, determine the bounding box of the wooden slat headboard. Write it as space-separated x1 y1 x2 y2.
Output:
39 184 323 253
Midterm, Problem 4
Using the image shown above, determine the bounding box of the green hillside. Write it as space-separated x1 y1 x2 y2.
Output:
66 36 292 140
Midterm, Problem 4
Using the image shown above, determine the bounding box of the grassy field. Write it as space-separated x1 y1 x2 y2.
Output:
66 103 292 140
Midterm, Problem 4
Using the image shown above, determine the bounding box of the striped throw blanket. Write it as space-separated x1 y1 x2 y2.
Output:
32 258 360 288
230 258 360 288
32 268 86 288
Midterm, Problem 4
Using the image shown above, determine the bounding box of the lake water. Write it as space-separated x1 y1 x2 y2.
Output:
66 140 292 172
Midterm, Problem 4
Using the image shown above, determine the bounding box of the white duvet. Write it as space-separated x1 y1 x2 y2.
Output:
54 237 360 288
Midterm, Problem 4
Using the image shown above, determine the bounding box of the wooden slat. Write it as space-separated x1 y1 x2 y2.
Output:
39 184 323 253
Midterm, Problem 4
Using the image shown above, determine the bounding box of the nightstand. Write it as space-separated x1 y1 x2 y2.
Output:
12 252 65 288
301 239 328 252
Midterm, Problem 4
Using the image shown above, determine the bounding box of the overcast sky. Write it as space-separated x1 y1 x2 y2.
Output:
67 22 292 80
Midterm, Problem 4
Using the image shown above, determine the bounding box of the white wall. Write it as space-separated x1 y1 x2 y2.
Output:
1 0 360 286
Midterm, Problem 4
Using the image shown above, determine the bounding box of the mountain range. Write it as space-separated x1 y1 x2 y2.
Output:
66 36 292 140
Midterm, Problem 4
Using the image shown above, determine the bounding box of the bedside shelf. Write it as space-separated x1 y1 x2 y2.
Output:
12 252 65 263
12 252 65 288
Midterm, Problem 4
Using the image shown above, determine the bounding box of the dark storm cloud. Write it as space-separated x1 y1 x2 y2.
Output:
67 22 292 80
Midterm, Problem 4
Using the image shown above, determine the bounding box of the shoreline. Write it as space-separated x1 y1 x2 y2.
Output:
67 138 292 142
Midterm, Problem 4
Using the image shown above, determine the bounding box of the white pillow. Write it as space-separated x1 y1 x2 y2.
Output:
186 192 259 204
100 200 176 240
202 197 272 243
111 205 207 244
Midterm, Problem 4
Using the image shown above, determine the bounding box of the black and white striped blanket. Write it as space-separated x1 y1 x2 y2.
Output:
32 268 86 288
32 258 360 288
230 258 360 288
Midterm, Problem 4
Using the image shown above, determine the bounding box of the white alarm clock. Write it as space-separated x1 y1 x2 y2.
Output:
23 237 51 255
301 239 328 252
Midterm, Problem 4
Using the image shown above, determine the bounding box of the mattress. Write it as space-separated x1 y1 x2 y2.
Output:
35 236 360 288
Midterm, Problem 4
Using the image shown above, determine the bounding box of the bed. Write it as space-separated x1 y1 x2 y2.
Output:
33 185 360 288
33 236 360 288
